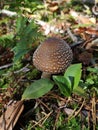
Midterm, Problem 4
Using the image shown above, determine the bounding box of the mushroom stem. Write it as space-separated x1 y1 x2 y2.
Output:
41 72 51 78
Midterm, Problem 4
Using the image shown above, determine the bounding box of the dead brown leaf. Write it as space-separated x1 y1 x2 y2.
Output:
0 100 24 130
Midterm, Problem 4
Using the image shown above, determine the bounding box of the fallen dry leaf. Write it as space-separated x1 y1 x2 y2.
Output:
70 10 96 24
74 27 98 36
0 100 24 130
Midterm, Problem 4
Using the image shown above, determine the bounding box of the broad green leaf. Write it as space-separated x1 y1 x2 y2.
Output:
22 78 54 100
53 76 71 97
64 64 82 89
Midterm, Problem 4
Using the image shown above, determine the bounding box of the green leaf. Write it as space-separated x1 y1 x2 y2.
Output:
64 64 82 89
73 86 86 97
86 78 94 85
53 76 71 97
22 78 54 100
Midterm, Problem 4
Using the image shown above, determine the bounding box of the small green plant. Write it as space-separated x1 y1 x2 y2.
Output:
80 67 98 130
61 117 81 130
85 67 98 94
80 67 98 95
53 63 85 97
22 78 54 100
13 16 43 62
25 122 32 130
22 64 85 100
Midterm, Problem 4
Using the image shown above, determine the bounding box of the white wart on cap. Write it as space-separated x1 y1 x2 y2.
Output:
33 37 73 78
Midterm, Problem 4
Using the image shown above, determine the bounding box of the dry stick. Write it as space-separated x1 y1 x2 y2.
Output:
41 111 52 125
97 99 98 121
32 111 52 128
13 64 30 74
53 109 60 130
32 120 43 128
37 99 50 111
25 99 52 128
68 99 85 120
0 63 13 70
0 9 17 17
2 64 30 77
49 92 66 102
67 28 78 42
88 111 91 130
2 108 6 130
92 91 96 130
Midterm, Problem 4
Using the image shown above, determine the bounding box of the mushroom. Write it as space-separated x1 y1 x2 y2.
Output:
33 37 73 78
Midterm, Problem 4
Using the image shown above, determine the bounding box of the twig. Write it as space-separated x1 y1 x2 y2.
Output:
41 111 52 125
2 108 6 130
48 92 66 101
0 9 17 17
68 99 85 120
14 64 30 74
92 91 96 130
37 99 50 111
53 109 60 130
67 28 78 42
32 111 52 128
0 63 13 70
2 64 30 76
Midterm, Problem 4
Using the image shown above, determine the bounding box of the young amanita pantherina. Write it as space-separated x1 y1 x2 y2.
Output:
33 37 73 78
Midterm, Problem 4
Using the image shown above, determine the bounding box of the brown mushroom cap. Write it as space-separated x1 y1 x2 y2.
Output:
33 37 73 74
